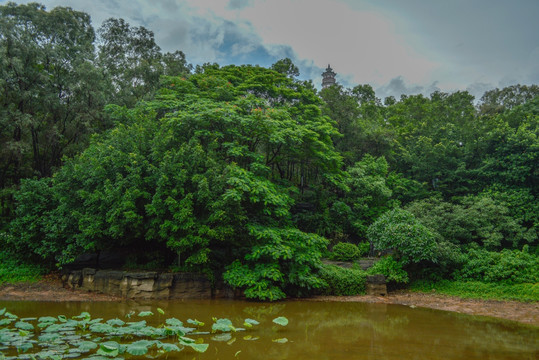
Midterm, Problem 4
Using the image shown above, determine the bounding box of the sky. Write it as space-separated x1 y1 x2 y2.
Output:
4 0 539 100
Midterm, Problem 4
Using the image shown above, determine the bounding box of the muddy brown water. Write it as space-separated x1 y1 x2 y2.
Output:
1 299 537 359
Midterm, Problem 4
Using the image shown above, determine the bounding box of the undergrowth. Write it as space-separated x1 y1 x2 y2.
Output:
410 280 539 302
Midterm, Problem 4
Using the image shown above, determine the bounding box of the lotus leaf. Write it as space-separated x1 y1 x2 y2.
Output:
16 341 33 352
211 333 232 342
272 317 288 326
212 318 235 333
72 312 91 320
243 318 260 328
272 338 288 343
4 312 17 320
77 340 98 352
187 319 204 327
106 319 125 327
187 343 209 353
14 322 34 331
137 311 153 317
126 340 154 356
165 318 182 327
157 308 165 315
157 342 180 352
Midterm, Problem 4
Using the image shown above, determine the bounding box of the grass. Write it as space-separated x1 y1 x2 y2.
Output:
410 279 539 302
0 251 44 284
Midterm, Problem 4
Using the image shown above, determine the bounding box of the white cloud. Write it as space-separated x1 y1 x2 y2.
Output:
7 0 537 98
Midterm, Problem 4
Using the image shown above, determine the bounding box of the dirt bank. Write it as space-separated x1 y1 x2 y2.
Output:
1 275 537 326
310 293 539 326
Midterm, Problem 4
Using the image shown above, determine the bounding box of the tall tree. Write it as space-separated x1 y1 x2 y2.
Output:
97 18 164 106
0 2 105 188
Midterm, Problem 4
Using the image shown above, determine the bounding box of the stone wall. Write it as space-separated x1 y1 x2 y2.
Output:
63 268 232 300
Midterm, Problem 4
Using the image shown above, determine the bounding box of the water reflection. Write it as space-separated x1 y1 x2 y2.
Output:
0 300 537 360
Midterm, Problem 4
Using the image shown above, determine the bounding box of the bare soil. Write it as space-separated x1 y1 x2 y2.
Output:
310 292 539 326
1 275 537 326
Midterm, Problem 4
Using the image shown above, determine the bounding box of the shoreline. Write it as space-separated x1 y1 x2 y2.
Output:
1 277 537 327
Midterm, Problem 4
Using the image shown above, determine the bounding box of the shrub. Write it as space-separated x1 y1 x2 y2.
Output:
358 241 370 257
367 256 409 284
453 246 539 284
367 208 437 264
330 242 361 261
318 264 366 296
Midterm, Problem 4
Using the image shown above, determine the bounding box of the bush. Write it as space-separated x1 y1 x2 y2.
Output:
367 256 409 284
367 208 437 264
358 241 370 257
453 246 539 284
318 264 366 296
330 242 361 261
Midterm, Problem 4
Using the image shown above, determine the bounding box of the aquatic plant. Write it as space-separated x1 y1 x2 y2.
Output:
0 307 289 359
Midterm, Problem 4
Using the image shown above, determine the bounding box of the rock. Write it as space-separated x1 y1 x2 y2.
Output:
366 274 387 296
68 268 218 299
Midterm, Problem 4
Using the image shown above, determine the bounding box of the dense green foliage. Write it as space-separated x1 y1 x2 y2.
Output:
367 208 438 264
318 264 366 296
1 3 538 300
367 256 409 284
329 242 361 261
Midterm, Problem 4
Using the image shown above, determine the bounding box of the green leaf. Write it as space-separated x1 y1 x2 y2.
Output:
14 321 34 331
243 318 259 327
97 341 120 357
272 337 288 344
211 333 232 342
77 340 98 352
126 340 153 355
188 343 209 353
0 318 13 326
212 318 235 333
187 319 204 327
0 308 5 316
138 311 153 317
165 318 183 327
105 318 125 327
16 341 34 353
157 307 165 315
72 312 91 320
272 317 289 326
157 342 180 352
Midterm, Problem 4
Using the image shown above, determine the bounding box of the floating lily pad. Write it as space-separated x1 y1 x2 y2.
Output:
165 318 183 327
187 319 204 327
106 318 125 327
157 342 180 352
126 340 153 355
272 316 289 326
137 311 153 317
243 318 260 328
212 318 235 333
211 333 232 342
14 321 34 331
272 337 288 344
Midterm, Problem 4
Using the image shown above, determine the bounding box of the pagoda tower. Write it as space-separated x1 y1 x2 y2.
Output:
321 64 336 88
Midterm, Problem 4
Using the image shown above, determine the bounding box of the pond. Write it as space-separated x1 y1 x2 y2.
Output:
0 299 537 360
